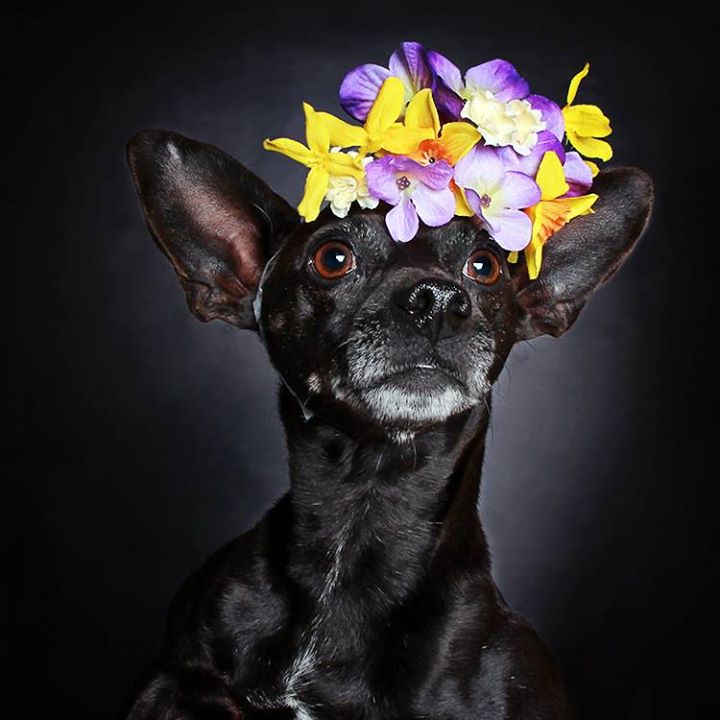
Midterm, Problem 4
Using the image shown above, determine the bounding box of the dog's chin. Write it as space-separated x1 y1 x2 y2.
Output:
351 367 476 428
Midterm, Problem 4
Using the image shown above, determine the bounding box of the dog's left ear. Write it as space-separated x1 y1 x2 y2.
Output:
514 167 653 340
127 130 299 329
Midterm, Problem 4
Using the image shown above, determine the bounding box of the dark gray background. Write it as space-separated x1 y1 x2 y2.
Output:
8 4 717 718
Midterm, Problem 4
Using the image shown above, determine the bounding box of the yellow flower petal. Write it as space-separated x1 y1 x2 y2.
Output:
381 124 434 155
263 137 314 167
303 103 329 156
365 77 405 139
507 251 519 264
536 151 569 202
562 193 598 221
453 184 474 216
297 166 329 222
317 112 367 150
586 160 600 176
525 238 544 280
325 151 365 178
565 128 613 161
566 62 590 105
562 62 613 163
524 192 598 279
532 201 567 246
439 122 482 164
405 89 440 134
562 104 612 138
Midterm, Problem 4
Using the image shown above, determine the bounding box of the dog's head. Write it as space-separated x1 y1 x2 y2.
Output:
128 130 652 433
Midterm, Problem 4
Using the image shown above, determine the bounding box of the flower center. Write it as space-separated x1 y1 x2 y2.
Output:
396 175 412 191
480 193 492 208
419 139 450 167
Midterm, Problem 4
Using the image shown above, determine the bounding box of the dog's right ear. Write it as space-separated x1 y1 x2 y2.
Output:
127 130 299 329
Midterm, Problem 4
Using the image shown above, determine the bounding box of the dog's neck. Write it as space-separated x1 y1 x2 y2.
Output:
279 388 492 612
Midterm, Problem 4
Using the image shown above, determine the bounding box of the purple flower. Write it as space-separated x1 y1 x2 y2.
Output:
340 42 433 122
562 151 594 196
498 142 593 197
431 57 549 155
527 94 564 140
454 145 541 251
339 42 463 124
365 155 455 243
497 131 566 176
427 55 529 120
427 56 563 153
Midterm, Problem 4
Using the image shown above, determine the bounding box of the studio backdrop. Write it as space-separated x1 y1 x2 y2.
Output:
8 4 716 719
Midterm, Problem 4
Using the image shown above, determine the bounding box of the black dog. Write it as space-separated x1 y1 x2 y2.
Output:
124 130 652 719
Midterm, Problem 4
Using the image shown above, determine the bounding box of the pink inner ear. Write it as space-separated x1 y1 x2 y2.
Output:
178 183 264 294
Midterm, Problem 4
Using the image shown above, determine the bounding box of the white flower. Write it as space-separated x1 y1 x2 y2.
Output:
505 99 546 155
461 91 515 147
325 149 379 218
461 92 546 156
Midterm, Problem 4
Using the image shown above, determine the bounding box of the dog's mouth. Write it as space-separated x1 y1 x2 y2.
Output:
360 360 467 392
339 335 485 425
345 357 475 426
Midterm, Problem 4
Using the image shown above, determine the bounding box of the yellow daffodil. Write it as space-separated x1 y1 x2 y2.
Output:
263 103 364 222
509 151 598 279
405 89 481 167
318 77 435 156
399 89 481 217
562 63 613 162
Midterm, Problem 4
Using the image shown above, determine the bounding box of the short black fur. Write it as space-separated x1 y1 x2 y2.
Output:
124 130 653 719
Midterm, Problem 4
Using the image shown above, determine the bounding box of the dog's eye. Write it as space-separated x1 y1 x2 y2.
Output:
464 249 501 285
312 241 356 279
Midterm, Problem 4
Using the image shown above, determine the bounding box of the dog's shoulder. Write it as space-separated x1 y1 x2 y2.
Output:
157 494 294 661
409 574 569 720
470 608 570 720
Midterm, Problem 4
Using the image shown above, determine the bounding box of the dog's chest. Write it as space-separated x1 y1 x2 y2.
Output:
244 554 381 718
246 608 371 718
244 642 361 720
240 488 445 718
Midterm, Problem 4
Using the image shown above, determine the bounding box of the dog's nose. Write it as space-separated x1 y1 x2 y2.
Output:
393 278 471 341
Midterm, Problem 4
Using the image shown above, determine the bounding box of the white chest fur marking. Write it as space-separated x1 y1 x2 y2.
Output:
280 531 348 719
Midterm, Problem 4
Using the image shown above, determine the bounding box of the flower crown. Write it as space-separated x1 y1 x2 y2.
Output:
264 42 612 278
